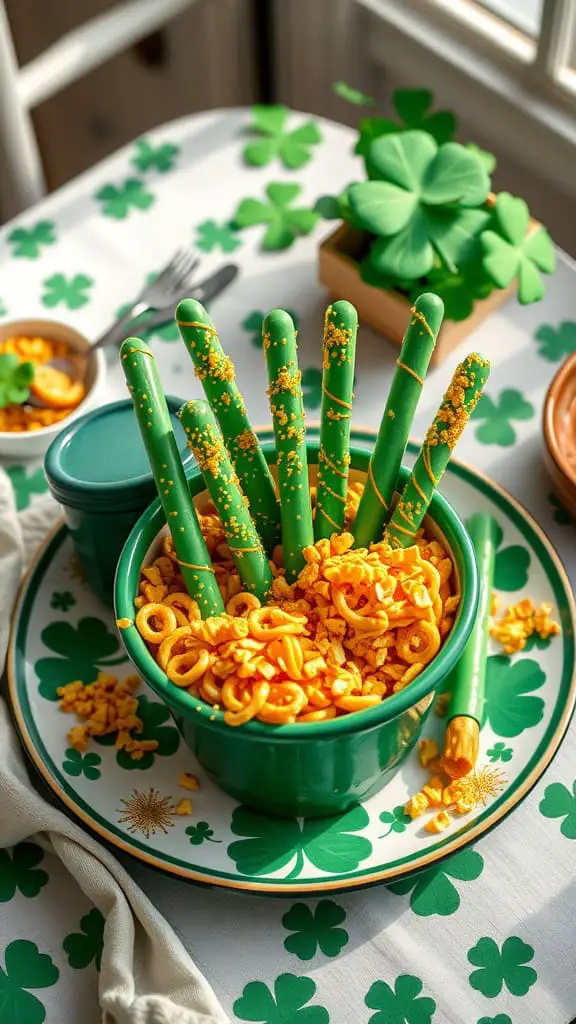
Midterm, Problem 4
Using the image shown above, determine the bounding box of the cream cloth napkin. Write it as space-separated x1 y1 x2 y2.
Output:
0 469 229 1024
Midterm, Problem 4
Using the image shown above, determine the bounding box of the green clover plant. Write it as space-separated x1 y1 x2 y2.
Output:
0 354 34 408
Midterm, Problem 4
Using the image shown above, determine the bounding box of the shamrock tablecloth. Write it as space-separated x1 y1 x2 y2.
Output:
1 107 575 1024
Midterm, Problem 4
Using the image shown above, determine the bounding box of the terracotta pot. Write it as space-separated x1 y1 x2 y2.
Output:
543 351 576 523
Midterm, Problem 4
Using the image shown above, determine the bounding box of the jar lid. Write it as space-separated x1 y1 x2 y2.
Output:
45 397 195 512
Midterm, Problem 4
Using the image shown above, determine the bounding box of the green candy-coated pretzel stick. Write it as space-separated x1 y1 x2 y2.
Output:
352 292 444 549
176 299 280 553
120 338 224 617
263 308 314 581
386 352 490 549
178 400 273 602
315 300 358 540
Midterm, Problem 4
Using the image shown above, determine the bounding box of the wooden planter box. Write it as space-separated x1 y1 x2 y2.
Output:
318 224 516 367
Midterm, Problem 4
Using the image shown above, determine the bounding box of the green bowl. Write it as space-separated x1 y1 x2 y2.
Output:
115 443 479 818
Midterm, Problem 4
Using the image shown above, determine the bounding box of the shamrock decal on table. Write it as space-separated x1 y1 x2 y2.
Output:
50 591 76 612
185 822 221 846
480 192 555 304
0 939 59 1024
95 178 155 219
194 219 242 254
539 780 576 839
8 221 56 259
534 320 576 362
332 80 375 106
301 368 322 411
387 849 484 917
548 491 571 525
472 389 534 447
379 805 411 838
468 517 530 592
234 973 328 1024
6 466 48 511
95 694 180 769
243 105 322 169
0 354 34 407
486 742 513 763
63 908 105 971
0 843 48 902
242 309 299 348
365 974 436 1024
35 616 126 700
115 272 179 342
355 87 457 156
483 655 545 738
468 936 537 997
282 900 348 960
228 803 372 878
62 747 102 781
477 1016 512 1024
233 183 319 252
41 273 93 310
130 137 180 174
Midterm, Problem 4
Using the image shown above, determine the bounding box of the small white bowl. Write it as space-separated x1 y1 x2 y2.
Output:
0 319 106 460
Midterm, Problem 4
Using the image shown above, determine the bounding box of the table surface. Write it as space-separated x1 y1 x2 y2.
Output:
1 108 575 1024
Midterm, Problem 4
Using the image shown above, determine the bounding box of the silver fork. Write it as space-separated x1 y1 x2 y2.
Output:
93 247 200 350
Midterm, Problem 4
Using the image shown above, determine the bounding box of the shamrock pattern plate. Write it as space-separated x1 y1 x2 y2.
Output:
7 429 576 894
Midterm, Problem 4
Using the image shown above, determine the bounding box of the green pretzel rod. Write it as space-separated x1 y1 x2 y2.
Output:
120 338 224 617
178 400 273 602
386 352 491 549
352 293 443 548
315 300 358 540
176 298 280 553
263 308 313 581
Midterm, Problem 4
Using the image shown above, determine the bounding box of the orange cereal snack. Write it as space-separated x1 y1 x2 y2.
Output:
58 671 153 761
490 597 560 654
0 335 86 432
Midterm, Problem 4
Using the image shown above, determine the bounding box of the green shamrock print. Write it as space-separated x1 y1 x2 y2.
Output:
234 973 329 1024
63 908 104 971
472 389 534 447
35 616 126 701
522 630 551 653
466 516 529 592
0 939 59 1024
41 273 93 310
95 178 155 219
8 221 56 259
477 1016 512 1024
0 843 48 902
483 655 545 738
387 849 484 917
186 822 221 846
302 368 322 411
50 590 76 612
487 742 513 763
539 780 576 839
233 183 319 252
548 491 571 525
115 272 179 342
282 900 348 960
131 138 180 174
6 466 48 511
468 936 537 998
534 321 576 362
332 80 375 106
194 219 242 254
242 309 299 348
379 805 411 837
95 694 180 769
228 803 371 878
365 974 436 1024
243 105 322 170
480 192 555 305
62 747 102 781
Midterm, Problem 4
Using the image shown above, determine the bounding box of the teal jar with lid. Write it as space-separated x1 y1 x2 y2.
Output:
44 398 194 606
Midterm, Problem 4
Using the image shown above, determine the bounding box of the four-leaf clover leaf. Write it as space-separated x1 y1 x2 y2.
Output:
131 138 180 174
41 273 93 310
355 87 458 155
282 901 348 960
243 106 322 170
365 974 436 1024
468 936 537 997
228 803 372 878
8 221 56 259
233 183 319 251
301 368 322 411
472 389 534 447
0 354 34 408
480 192 555 304
95 179 155 219
63 908 105 971
379 805 411 837
242 309 299 348
194 219 242 254
95 694 180 769
50 591 76 612
185 821 221 845
0 939 59 1024
483 655 545 737
6 466 48 511
486 742 513 763
34 617 125 700
0 843 48 902
534 320 576 362
234 973 329 1024
387 849 484 917
62 748 102 781
539 780 576 839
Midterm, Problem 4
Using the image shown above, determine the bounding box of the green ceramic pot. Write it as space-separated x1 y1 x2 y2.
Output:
115 443 479 818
